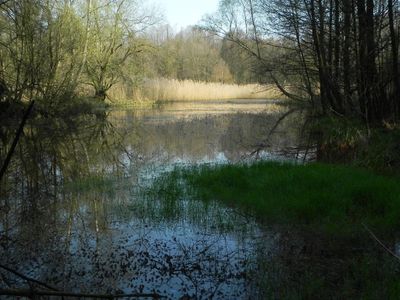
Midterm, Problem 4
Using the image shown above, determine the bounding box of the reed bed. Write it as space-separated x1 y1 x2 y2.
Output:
108 78 284 104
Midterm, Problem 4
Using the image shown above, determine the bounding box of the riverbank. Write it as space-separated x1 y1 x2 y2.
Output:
313 115 400 175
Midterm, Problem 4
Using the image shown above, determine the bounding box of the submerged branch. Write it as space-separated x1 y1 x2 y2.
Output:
249 107 300 157
0 263 58 291
0 288 164 299
362 223 400 262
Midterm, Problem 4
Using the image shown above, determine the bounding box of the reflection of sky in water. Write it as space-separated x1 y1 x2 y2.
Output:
0 100 305 298
57 218 271 298
113 100 308 177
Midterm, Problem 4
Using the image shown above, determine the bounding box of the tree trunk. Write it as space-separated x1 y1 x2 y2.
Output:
356 0 368 120
388 0 399 118
342 0 353 111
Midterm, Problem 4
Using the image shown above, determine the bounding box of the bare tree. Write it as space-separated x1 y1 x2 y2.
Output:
202 0 400 123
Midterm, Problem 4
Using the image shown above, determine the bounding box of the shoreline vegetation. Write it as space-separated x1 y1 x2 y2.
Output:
313 115 400 175
153 162 400 236
106 78 285 106
150 161 400 297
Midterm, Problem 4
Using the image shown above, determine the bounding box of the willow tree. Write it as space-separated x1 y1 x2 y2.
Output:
83 0 156 100
0 0 158 103
0 0 85 103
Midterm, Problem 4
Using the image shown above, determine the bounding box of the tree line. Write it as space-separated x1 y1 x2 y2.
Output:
1 0 397 123
203 0 399 124
0 0 256 106
0 0 139 102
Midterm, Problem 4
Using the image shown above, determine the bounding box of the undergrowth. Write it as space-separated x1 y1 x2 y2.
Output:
312 115 400 174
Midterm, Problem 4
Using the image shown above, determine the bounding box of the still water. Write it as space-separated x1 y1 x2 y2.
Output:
0 99 308 299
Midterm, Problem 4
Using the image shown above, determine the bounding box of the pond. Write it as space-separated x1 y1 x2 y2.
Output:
0 99 310 299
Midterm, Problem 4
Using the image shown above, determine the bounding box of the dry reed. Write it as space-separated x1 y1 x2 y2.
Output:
108 78 284 104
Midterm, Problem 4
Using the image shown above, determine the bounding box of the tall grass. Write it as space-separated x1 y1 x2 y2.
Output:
108 78 284 103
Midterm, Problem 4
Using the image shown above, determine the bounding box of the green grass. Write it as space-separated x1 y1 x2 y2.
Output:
151 162 400 297
161 162 400 235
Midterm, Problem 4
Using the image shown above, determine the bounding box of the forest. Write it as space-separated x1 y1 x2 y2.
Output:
0 0 400 299
0 0 398 121
0 0 264 106
203 0 400 124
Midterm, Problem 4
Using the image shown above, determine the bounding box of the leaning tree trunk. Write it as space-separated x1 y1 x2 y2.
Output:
388 0 399 118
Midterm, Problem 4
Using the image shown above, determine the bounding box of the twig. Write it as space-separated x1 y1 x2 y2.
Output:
362 223 400 261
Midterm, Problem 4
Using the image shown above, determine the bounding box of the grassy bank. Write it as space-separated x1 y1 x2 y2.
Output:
108 78 284 104
313 116 400 174
154 161 400 236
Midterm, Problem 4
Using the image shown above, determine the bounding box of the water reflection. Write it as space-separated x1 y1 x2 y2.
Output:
0 100 307 298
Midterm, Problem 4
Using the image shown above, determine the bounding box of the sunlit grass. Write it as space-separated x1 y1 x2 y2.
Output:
108 78 284 103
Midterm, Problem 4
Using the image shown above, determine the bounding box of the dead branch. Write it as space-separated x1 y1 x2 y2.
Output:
0 288 164 299
362 223 400 262
0 263 58 291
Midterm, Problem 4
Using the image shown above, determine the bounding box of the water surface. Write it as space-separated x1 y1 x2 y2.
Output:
0 99 308 299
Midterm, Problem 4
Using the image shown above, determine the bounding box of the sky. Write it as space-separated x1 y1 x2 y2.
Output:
150 0 219 30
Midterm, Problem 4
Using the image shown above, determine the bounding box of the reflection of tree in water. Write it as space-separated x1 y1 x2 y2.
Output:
118 107 307 163
1 173 268 299
0 111 139 295
1 111 133 199
220 109 308 161
0 106 307 299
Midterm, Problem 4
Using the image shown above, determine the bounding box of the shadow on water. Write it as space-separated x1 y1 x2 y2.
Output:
0 99 313 299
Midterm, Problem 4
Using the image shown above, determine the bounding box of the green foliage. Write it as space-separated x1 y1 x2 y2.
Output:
0 0 157 105
0 1 86 103
220 38 252 83
156 162 400 235
84 0 145 100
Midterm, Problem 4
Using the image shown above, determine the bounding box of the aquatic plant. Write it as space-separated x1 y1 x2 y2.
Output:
155 162 400 236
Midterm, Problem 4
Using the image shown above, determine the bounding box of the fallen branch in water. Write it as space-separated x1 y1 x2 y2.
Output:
362 223 400 261
0 263 58 291
0 264 165 298
0 288 164 299
247 107 300 158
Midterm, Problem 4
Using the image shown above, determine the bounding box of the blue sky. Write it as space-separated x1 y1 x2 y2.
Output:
150 0 219 29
